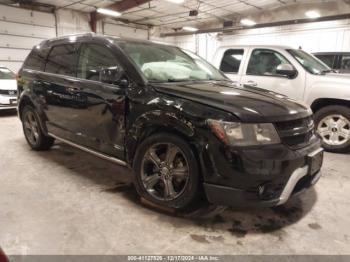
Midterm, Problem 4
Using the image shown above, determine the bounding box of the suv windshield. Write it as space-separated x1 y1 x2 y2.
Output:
118 41 227 82
0 67 15 79
288 49 331 75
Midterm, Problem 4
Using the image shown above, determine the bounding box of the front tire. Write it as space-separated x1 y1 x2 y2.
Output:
314 105 350 153
133 133 201 211
21 105 54 151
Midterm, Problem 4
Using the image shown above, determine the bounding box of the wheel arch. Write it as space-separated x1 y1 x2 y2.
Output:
126 110 204 167
18 93 49 135
311 98 350 113
18 94 35 120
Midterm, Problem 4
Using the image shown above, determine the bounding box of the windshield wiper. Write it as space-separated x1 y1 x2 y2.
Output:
167 79 192 82
149 78 230 83
148 79 190 83
320 69 337 74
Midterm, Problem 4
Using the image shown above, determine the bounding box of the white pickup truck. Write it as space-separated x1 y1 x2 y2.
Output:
212 45 350 152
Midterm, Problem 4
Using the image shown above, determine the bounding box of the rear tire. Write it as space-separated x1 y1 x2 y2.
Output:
314 105 350 153
21 105 54 151
133 133 201 211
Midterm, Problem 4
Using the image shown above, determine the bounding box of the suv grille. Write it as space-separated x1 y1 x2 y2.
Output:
274 116 316 148
0 90 17 96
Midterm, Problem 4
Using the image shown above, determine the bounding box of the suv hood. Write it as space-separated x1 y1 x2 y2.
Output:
0 79 17 90
152 81 312 122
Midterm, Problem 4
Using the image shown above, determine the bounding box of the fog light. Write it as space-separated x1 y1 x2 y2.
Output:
258 183 282 200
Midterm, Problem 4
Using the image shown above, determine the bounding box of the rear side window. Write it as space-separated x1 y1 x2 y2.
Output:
341 55 350 72
23 48 48 71
77 43 120 82
315 54 336 68
45 44 77 77
220 49 244 73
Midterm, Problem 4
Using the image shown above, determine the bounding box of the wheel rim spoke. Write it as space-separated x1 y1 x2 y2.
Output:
146 148 161 168
143 173 160 190
339 119 348 129
28 113 35 125
31 120 38 130
171 166 188 177
330 133 338 143
328 118 337 125
32 130 39 140
23 111 39 145
164 144 179 167
318 128 331 138
25 115 32 127
29 130 36 143
163 178 176 199
24 121 32 131
339 128 350 139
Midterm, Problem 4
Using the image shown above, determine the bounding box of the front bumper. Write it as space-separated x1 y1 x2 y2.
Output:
0 94 17 110
204 165 322 208
201 139 323 208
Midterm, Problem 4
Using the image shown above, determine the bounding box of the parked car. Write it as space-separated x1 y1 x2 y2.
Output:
313 52 350 74
17 34 323 210
0 66 17 110
212 45 350 152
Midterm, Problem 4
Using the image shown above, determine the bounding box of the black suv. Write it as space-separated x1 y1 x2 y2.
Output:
17 34 323 210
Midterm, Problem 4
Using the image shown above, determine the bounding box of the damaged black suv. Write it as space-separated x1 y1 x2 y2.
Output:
17 34 323 210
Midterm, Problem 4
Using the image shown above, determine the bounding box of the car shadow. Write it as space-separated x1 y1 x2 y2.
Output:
0 109 17 117
327 150 350 156
32 141 318 238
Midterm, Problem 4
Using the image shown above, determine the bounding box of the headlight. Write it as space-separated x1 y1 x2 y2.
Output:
207 119 281 146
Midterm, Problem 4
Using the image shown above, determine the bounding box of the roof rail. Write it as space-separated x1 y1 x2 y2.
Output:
46 32 96 42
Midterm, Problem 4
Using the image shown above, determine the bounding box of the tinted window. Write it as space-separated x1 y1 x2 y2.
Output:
314 54 336 68
220 49 244 73
77 44 120 82
0 67 15 79
247 49 292 76
341 55 350 72
23 48 48 71
45 44 77 77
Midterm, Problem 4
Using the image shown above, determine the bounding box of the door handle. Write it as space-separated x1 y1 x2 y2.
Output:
246 80 258 87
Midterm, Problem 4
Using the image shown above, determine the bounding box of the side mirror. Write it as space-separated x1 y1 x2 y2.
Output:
118 78 129 88
276 64 297 78
100 67 129 87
